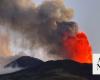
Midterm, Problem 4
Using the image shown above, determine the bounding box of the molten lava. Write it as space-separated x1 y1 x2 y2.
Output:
62 32 92 63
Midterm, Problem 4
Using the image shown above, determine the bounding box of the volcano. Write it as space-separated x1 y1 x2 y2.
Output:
0 57 100 80
5 56 44 68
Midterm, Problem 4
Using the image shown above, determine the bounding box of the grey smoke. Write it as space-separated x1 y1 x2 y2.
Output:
0 56 22 74
0 0 74 60
0 65 21 74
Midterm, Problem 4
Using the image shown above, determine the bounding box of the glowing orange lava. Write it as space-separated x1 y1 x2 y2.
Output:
62 32 92 63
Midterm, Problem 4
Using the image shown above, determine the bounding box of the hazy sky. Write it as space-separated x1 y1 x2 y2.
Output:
33 0 100 53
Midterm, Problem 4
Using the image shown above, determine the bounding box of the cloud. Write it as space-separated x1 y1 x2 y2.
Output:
0 0 74 60
0 65 21 74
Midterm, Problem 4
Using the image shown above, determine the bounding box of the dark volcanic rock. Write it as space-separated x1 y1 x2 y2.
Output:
0 59 100 80
5 56 44 68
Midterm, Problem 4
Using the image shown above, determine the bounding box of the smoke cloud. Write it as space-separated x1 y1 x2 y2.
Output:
0 0 74 60
0 64 21 74
0 56 22 74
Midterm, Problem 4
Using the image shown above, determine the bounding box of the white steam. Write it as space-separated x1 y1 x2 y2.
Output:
0 64 21 74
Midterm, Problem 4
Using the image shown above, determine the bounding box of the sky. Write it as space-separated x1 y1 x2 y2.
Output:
33 0 100 53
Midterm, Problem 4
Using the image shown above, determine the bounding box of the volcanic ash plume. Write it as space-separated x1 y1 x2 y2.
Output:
0 25 12 57
0 0 74 61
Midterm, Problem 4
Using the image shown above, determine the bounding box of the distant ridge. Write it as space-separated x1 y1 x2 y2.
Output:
1 56 100 80
5 56 44 68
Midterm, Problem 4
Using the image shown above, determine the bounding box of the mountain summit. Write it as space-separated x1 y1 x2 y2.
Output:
5 56 43 68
